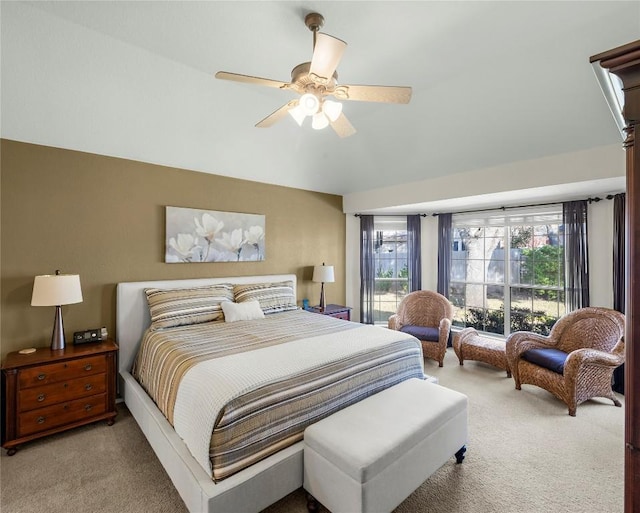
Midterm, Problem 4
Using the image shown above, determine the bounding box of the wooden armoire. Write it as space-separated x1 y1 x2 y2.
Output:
590 40 640 513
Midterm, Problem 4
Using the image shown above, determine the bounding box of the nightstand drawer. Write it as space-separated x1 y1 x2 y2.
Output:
331 310 350 321
18 373 106 412
17 393 107 437
18 355 106 389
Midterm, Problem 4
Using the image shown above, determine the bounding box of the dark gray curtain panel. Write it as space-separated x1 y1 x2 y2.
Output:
563 200 590 311
612 193 626 394
359 215 375 324
407 215 422 292
437 213 452 297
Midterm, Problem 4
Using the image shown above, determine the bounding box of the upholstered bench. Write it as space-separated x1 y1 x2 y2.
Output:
303 378 468 513
453 327 511 377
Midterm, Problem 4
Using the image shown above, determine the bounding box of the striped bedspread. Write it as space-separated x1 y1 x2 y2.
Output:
132 309 424 481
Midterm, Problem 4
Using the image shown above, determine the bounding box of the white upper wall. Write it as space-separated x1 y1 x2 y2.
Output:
343 143 625 214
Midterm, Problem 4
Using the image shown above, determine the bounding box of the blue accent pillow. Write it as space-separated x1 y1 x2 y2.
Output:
400 325 440 342
522 348 569 374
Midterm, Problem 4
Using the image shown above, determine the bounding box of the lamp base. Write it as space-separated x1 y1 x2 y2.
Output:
319 283 326 311
51 305 66 351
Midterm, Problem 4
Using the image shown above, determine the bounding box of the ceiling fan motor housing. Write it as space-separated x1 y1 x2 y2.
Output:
290 62 338 96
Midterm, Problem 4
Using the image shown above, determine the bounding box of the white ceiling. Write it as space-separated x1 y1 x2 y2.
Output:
2 1 638 209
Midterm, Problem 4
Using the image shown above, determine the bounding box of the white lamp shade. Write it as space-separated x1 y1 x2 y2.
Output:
31 274 83 306
313 265 335 283
322 100 342 122
311 112 329 130
288 104 306 126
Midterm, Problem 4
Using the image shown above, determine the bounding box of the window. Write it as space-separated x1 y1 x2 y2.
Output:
450 206 565 337
373 217 408 323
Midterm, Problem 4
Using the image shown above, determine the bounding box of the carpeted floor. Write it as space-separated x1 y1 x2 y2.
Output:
0 349 625 513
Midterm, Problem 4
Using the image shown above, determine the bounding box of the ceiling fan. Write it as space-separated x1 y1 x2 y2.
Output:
215 12 412 138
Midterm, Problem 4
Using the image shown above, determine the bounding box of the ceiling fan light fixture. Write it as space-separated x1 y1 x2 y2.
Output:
322 100 342 122
215 11 411 138
312 112 329 130
288 104 306 126
299 93 320 116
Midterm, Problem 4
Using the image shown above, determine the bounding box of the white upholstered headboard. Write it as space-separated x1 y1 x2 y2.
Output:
116 274 297 376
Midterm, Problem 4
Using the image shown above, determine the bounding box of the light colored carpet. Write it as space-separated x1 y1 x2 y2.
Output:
1 349 624 513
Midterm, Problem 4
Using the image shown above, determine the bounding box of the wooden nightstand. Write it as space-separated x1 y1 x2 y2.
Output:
1 340 118 455
307 304 352 321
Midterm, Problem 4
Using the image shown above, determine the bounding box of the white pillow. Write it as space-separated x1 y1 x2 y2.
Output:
222 300 265 322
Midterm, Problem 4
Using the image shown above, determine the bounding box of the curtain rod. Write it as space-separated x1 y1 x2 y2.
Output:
353 213 427 217
353 194 621 218
429 195 616 217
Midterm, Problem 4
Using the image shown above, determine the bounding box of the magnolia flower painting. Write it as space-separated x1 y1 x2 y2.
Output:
166 206 265 263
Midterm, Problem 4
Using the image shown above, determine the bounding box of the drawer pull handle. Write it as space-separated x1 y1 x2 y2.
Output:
84 384 93 391
37 374 46 381
84 364 92 371
84 404 93 412
37 416 45 424
37 394 45 402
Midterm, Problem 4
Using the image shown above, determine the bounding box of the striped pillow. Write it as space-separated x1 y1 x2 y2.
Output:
145 284 234 330
233 281 298 315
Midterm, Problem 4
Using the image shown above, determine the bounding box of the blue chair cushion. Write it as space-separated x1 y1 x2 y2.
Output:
400 325 440 342
522 348 569 374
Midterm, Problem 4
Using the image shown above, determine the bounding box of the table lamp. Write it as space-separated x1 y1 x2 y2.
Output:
312 263 335 311
31 270 83 350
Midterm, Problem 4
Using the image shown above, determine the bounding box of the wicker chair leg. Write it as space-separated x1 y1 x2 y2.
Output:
506 369 512 378
568 406 577 417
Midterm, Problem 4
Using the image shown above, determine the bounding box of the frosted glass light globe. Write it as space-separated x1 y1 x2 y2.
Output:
299 93 320 116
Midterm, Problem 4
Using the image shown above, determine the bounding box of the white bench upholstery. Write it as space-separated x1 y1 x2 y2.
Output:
303 378 468 513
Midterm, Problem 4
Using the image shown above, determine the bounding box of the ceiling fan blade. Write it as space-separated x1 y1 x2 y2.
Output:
309 33 347 83
215 71 290 90
333 84 412 104
255 100 298 128
330 112 357 138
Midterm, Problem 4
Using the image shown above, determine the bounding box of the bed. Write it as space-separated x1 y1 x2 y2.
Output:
116 274 425 512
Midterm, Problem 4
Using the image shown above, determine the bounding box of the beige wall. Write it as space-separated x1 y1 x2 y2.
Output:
1 139 346 359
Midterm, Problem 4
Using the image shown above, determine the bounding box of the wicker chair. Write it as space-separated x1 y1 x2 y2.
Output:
388 290 454 367
505 307 625 416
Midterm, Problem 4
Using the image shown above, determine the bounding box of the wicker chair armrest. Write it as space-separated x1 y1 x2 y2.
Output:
388 314 402 331
564 347 626 375
438 317 452 346
505 332 552 367
511 339 552 357
439 317 452 333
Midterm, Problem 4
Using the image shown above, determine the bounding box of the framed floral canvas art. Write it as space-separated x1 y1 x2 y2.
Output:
165 206 265 263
